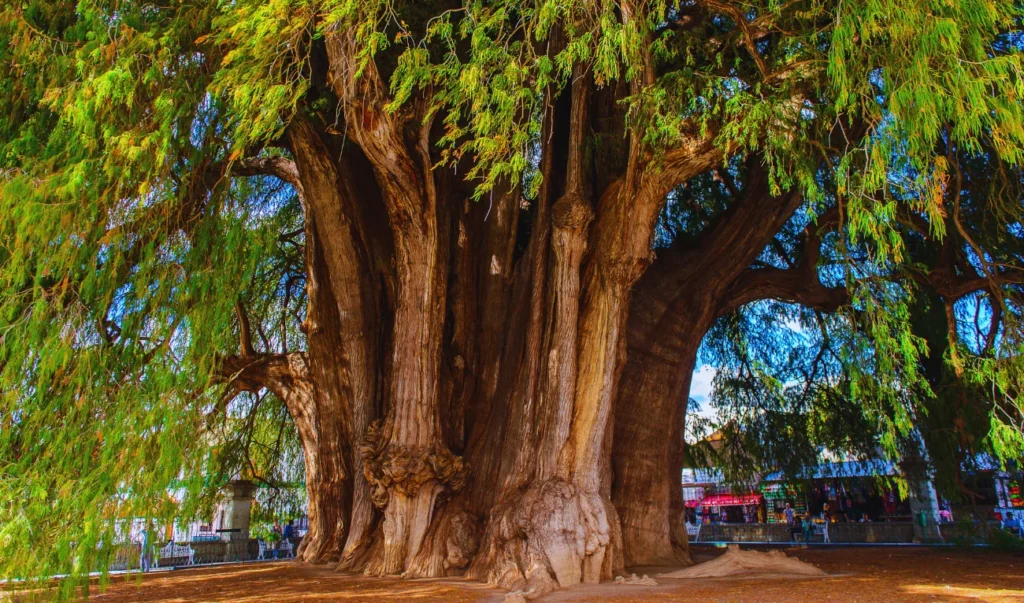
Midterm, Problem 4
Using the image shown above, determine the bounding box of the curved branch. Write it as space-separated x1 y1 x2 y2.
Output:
217 352 312 405
722 266 849 316
234 157 303 193
720 204 844 315
637 130 725 204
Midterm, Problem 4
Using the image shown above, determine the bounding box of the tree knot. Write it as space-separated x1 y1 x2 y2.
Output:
360 420 468 509
552 193 595 231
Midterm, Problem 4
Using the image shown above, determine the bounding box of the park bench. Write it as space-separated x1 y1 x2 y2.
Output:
257 539 294 559
279 539 294 558
156 542 195 566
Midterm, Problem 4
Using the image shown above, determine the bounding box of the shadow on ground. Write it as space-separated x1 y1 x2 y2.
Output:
81 547 1024 602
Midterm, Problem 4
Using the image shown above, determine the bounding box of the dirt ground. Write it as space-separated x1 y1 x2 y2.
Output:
73 546 1024 602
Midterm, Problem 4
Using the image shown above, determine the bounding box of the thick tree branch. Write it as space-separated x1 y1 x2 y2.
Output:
701 0 769 77
721 265 849 316
234 156 303 193
218 351 311 401
721 205 845 315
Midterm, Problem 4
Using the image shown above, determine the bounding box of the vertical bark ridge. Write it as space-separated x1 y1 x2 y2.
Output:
298 217 355 563
323 28 467 576
465 75 616 596
536 69 593 483
288 119 381 565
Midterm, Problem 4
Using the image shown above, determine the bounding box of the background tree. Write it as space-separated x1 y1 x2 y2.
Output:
1 0 1022 599
698 133 1024 502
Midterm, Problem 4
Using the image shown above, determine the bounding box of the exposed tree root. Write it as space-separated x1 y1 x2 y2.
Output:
467 479 620 597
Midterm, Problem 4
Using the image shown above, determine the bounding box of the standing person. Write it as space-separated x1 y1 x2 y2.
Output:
281 520 295 558
784 503 797 541
802 515 815 543
272 521 282 559
282 519 294 555
139 525 151 572
821 503 831 543
883 490 897 518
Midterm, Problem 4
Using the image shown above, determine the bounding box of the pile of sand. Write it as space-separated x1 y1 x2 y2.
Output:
660 545 826 579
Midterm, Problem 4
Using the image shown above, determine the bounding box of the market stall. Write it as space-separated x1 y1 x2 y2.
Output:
698 493 764 524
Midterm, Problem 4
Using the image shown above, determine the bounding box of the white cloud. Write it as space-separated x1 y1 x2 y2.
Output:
688 364 717 419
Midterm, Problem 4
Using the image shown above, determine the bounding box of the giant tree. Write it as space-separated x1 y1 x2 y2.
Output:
2 0 1023 598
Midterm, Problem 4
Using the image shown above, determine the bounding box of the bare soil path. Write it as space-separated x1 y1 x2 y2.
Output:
82 547 1023 602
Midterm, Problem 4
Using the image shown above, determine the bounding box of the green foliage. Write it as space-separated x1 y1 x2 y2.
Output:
250 522 282 543
0 2 309 595
987 525 1024 552
693 143 1024 495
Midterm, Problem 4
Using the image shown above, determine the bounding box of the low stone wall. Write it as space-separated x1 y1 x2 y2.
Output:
695 522 919 543
695 523 795 543
827 522 915 543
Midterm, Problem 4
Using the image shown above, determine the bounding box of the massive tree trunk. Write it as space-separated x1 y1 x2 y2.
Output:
222 13 843 593
611 166 851 566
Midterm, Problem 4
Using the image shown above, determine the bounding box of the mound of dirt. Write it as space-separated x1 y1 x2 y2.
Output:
660 545 826 579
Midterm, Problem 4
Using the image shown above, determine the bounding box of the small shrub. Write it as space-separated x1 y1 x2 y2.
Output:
987 528 1024 553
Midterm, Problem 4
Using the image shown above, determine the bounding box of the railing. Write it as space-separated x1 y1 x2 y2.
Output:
690 521 1004 544
107 537 302 572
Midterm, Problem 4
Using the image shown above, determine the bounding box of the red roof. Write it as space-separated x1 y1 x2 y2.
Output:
684 499 701 508
699 493 763 507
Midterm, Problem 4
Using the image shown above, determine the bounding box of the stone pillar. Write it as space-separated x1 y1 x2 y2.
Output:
221 480 256 540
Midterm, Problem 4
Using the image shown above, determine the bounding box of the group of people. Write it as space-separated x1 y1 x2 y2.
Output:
783 503 823 542
782 502 871 543
266 519 296 558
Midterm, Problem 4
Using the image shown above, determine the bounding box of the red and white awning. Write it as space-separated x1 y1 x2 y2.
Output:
698 493 763 507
